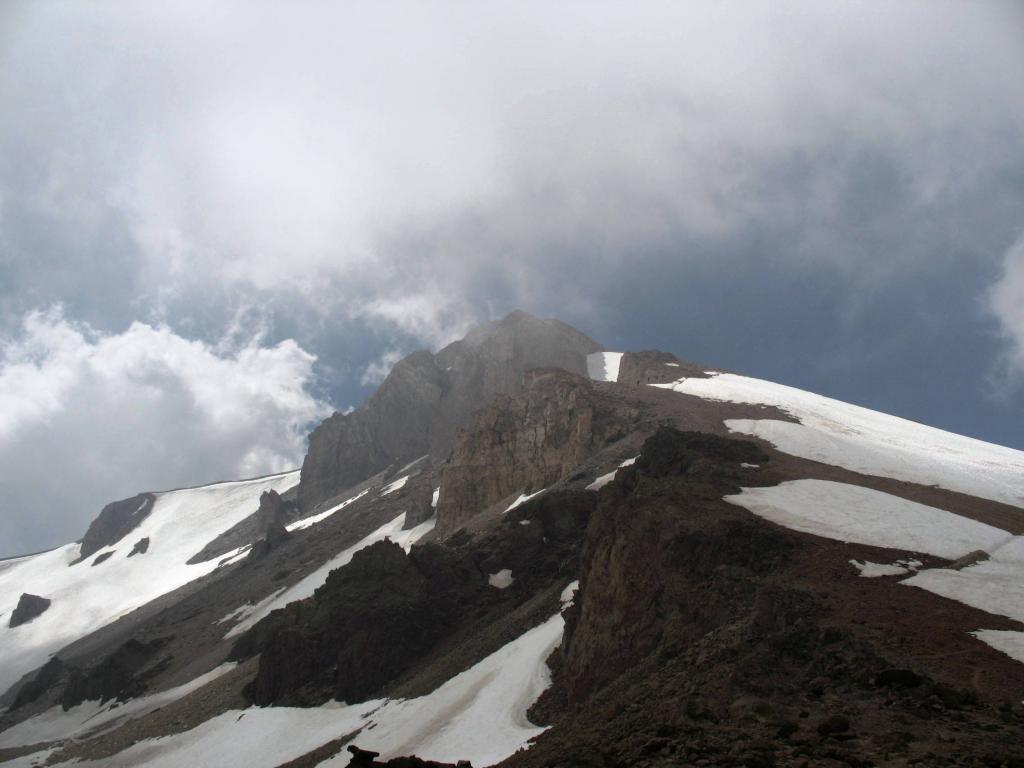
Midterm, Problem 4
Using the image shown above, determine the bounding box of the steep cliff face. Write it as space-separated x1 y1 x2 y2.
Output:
297 312 603 513
435 368 634 536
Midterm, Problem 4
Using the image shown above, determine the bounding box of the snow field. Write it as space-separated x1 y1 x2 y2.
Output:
725 480 1011 560
726 479 1024 663
0 470 300 696
656 373 1024 508
47 614 564 768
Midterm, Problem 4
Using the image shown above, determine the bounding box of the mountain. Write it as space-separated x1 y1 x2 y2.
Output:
1 311 1023 768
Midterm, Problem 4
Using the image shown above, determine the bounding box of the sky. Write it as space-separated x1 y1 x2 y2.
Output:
1 1 1023 557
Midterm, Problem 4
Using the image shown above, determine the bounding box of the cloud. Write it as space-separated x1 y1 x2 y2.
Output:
360 349 405 387
0 308 332 556
990 234 1024 376
2 1 1022 344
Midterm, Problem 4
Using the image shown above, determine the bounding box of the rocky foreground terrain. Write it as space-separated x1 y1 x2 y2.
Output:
1 311 1023 768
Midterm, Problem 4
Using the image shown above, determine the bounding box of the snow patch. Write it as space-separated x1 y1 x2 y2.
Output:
560 580 579 609
656 373 1024 508
225 513 435 639
740 462 759 468
287 489 370 532
432 487 440 508
586 352 623 383
850 560 909 578
380 475 409 496
488 569 514 589
973 629 1024 664
619 456 638 468
586 470 617 491
725 480 1011 560
0 470 300 696
903 536 1024 625
505 489 545 513
727 478 1024 665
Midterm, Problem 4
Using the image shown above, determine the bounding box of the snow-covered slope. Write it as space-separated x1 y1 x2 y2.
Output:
726 480 1012 559
0 470 299 697
222 511 435 639
48 614 562 768
656 372 1024 507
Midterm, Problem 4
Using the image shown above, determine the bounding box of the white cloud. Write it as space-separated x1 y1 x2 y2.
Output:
990 234 1024 376
2 1 1022 343
0 308 332 556
360 349 405 387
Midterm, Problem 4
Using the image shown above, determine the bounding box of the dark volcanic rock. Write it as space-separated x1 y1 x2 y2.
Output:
127 537 150 557
76 493 155 561
298 311 603 514
347 745 467 768
61 637 170 709
616 350 711 387
235 489 595 707
240 539 480 705
247 519 291 561
9 593 51 628
188 485 299 565
7 657 67 712
506 426 1024 768
436 368 635 535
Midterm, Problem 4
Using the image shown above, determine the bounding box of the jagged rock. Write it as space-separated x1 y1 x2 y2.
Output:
347 745 469 768
616 350 710 387
75 493 155 562
91 551 114 566
61 637 170 710
248 519 291 561
948 549 989 570
7 657 67 712
403 485 437 529
436 368 634 535
298 311 603 514
127 537 150 557
9 593 51 628
235 489 594 707
187 485 299 565
240 539 477 705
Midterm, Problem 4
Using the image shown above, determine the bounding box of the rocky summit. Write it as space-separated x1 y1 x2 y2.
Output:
2 311 1024 768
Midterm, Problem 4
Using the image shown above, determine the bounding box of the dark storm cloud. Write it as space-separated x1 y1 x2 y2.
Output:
1 1 1023 555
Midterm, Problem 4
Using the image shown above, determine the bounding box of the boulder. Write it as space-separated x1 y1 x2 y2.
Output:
9 593 51 628
75 493 155 562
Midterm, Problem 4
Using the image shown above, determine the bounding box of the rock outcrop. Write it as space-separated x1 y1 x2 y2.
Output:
127 537 150 557
616 350 710 387
233 489 595 707
187 486 299 565
9 593 51 628
436 368 634 535
510 428 1024 768
61 637 170 710
298 311 603 513
75 493 155 562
